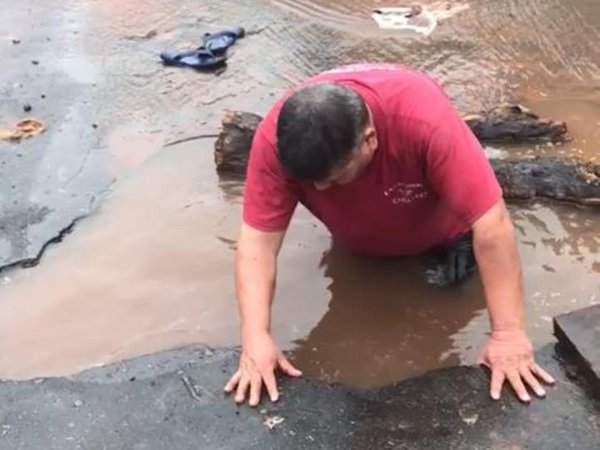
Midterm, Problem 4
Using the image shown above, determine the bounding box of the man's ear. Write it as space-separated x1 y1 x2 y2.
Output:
365 126 378 152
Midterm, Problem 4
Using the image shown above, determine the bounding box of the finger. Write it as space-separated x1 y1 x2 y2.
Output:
235 375 250 404
531 363 555 385
490 369 505 400
262 369 280 402
507 371 531 403
519 367 546 398
248 375 262 408
224 370 241 393
278 356 302 377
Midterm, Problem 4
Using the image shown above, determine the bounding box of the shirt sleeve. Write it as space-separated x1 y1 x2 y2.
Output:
242 126 299 232
423 87 503 226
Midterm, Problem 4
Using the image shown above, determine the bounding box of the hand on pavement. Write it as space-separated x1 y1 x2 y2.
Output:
224 330 302 407
478 330 555 402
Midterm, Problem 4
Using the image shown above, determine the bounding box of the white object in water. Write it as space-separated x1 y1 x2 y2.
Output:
371 3 470 36
371 6 437 35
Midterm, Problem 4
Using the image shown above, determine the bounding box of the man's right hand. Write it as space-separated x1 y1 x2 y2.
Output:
224 330 302 407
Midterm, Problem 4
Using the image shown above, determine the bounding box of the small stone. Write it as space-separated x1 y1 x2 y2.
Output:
565 364 578 380
92 123 98 129
41 94 46 99
32 60 39 65
12 38 21 44
73 400 83 407
461 413 479 425
23 104 32 113
263 416 285 430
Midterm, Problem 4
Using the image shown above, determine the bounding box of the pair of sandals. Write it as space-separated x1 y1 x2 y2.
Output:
160 27 245 70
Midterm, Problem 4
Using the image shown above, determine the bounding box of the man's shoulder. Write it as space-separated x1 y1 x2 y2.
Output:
258 64 428 129
317 64 451 121
255 64 450 151
312 63 416 82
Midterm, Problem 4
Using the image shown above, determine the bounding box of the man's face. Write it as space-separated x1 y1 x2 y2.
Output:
313 125 378 191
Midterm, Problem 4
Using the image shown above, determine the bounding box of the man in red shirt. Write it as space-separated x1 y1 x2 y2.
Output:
224 64 555 406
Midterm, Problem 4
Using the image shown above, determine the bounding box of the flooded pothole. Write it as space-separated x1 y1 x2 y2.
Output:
0 139 597 386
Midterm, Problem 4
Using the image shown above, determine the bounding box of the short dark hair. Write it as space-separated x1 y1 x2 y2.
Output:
276 83 368 181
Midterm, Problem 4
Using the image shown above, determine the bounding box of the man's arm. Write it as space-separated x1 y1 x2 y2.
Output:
406 73 555 401
236 222 283 336
473 200 555 401
224 223 302 406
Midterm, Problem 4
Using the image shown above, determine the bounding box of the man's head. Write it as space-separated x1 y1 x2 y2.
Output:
276 83 378 190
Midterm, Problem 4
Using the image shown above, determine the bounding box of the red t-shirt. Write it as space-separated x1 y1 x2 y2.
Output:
243 64 502 256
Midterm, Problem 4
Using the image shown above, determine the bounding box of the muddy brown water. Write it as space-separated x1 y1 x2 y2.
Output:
0 140 597 386
0 0 598 386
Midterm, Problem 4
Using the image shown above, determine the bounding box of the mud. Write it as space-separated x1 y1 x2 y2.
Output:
1 0 599 387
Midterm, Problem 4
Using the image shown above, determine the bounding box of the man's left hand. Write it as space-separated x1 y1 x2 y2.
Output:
478 330 555 402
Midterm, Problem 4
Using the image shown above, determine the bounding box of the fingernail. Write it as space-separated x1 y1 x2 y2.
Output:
521 395 531 402
491 392 500 400
537 389 546 397
271 395 279 402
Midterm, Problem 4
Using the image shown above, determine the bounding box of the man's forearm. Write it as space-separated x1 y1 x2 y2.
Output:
473 206 525 332
235 247 276 336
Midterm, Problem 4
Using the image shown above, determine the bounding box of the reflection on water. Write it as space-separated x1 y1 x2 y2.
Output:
291 203 598 388
290 246 486 387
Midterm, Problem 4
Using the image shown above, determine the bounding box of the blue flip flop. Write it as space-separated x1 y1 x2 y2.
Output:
159 48 226 70
202 26 245 55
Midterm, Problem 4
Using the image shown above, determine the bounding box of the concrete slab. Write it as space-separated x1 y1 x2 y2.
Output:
554 304 600 396
1 344 598 449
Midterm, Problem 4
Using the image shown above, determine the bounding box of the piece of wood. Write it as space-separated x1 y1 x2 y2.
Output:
490 157 600 206
213 106 599 206
462 104 568 143
214 111 262 175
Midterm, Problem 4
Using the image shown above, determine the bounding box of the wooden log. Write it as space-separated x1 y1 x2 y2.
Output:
213 107 598 206
214 111 262 176
462 104 569 143
490 158 599 206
